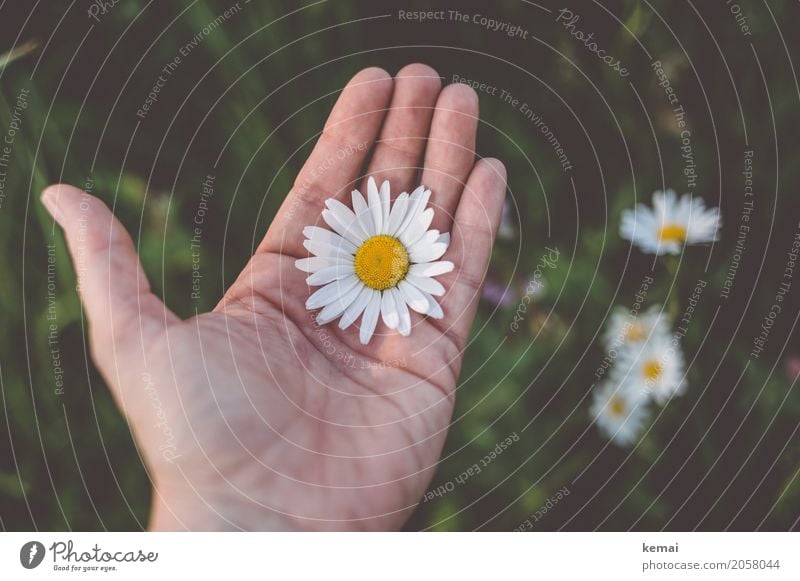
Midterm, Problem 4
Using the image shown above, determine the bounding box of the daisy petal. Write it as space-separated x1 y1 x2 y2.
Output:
325 197 357 222
367 177 383 235
395 185 427 238
306 263 355 286
295 256 344 273
316 281 363 325
407 273 446 296
409 261 454 278
421 290 444 319
398 280 430 314
322 209 364 246
303 226 358 254
399 208 435 247
306 275 359 310
304 239 354 260
392 288 411 336
380 289 399 329
359 291 381 345
437 232 450 246
408 229 440 256
352 189 375 235
324 200 368 244
380 179 391 233
387 192 409 236
410 241 448 263
339 286 372 330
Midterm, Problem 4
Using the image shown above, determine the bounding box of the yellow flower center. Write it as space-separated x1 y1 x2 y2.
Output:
609 396 626 418
659 223 687 244
625 322 645 342
643 359 663 381
354 235 409 290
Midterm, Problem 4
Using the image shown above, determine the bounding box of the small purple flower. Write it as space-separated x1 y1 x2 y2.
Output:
482 278 518 308
785 355 800 382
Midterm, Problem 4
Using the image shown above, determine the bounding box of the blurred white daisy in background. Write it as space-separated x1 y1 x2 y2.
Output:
620 189 721 255
615 332 686 405
297 177 452 345
603 305 670 349
590 380 650 447
497 197 516 241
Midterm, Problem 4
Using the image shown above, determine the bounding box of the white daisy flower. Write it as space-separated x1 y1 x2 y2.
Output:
620 189 721 255
615 332 686 405
296 177 453 345
590 380 649 447
603 305 670 350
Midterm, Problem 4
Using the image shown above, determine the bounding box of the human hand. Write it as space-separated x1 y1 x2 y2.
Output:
41 64 507 530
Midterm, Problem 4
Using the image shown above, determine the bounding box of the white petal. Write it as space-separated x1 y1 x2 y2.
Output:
295 256 344 273
306 263 355 286
352 188 368 214
408 229 440 256
367 177 383 235
392 288 411 336
398 280 430 314
409 261 454 278
399 208 435 246
323 200 368 244
437 232 450 246
421 291 444 319
359 291 381 345
387 192 409 235
380 290 399 329
356 208 376 239
352 189 375 235
410 241 448 263
322 209 364 246
395 186 427 237
303 239 354 260
303 226 358 254
306 275 359 310
380 180 391 233
325 197 356 221
339 286 372 330
407 273 446 296
316 281 363 325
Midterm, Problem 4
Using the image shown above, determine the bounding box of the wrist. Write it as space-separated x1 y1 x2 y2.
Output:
148 483 294 531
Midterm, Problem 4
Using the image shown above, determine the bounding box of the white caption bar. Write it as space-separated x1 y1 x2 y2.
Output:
1 532 797 579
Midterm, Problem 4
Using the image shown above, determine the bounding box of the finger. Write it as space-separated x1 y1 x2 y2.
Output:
362 63 441 196
259 67 393 256
436 158 506 348
420 83 479 233
40 184 178 357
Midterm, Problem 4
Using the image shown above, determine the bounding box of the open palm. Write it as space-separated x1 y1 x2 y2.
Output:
42 64 506 530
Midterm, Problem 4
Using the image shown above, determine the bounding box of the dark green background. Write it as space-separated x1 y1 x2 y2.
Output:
0 0 798 530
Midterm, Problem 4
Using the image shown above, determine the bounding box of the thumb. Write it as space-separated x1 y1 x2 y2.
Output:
41 184 179 360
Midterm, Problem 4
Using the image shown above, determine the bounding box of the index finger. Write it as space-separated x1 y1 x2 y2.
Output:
259 67 393 256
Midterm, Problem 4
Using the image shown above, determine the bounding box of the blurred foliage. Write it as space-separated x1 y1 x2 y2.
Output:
0 0 798 530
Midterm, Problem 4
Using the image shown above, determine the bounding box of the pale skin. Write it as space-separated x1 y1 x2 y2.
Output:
41 64 507 530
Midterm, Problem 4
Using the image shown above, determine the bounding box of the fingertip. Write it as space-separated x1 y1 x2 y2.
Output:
41 184 85 226
396 63 442 91
460 158 507 225
439 82 479 112
350 66 393 92
478 157 507 185
42 183 82 205
357 66 391 80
